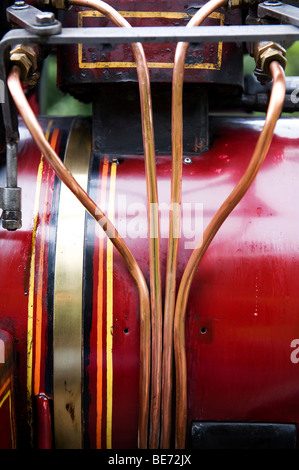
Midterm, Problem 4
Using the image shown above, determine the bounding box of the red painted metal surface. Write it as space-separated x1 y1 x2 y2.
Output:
183 118 299 447
0 115 299 447
0 330 16 449
35 394 53 448
106 116 299 448
0 117 72 447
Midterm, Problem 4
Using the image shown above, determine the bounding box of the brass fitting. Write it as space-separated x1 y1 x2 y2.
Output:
227 0 258 9
254 41 287 74
42 0 69 9
10 44 39 87
253 41 287 83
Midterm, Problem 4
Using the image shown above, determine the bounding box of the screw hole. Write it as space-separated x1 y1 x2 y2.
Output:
201 327 207 335
123 328 129 334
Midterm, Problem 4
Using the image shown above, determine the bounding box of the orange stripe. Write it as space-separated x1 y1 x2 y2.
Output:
0 377 10 400
0 377 15 448
34 128 60 396
96 157 109 448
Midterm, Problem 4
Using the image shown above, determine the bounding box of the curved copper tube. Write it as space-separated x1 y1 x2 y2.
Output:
7 65 151 449
161 0 227 449
173 60 286 448
69 0 163 448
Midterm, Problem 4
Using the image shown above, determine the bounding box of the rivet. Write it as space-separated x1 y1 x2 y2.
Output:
12 1 28 9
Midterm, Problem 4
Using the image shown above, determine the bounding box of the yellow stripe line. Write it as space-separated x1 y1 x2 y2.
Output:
106 161 117 449
27 120 53 436
96 157 109 449
34 128 59 397
78 59 222 70
0 377 10 399
0 390 10 409
0 389 15 448
78 10 222 21
78 11 224 71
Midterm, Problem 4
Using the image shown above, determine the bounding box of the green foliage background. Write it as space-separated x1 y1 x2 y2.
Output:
41 41 299 116
40 54 92 116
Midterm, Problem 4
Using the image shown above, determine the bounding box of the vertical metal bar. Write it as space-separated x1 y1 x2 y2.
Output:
6 142 18 188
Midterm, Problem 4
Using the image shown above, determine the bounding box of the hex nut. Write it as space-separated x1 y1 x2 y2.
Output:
2 211 22 231
254 41 287 77
10 52 32 81
260 46 287 75
10 44 38 83
35 12 55 24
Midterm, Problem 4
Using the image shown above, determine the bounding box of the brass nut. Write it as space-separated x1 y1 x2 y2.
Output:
228 0 257 8
49 0 68 8
228 0 241 8
260 46 287 75
254 41 287 76
10 52 32 81
254 41 273 62
10 44 38 84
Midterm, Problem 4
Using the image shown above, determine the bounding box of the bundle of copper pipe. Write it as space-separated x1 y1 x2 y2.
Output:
68 0 163 449
7 0 286 451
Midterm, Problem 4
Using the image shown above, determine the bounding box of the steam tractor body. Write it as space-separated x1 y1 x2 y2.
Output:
0 0 299 450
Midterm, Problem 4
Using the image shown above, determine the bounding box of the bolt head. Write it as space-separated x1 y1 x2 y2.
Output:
12 1 28 9
35 12 55 25
2 210 22 231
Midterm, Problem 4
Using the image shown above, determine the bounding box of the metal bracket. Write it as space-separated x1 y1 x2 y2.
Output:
258 1 299 27
6 1 61 36
0 0 62 230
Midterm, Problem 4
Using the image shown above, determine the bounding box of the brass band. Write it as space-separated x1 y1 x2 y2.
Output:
53 118 91 449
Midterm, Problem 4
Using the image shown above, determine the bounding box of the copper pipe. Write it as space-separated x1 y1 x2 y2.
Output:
7 64 151 449
69 0 163 448
161 0 227 449
173 60 286 448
